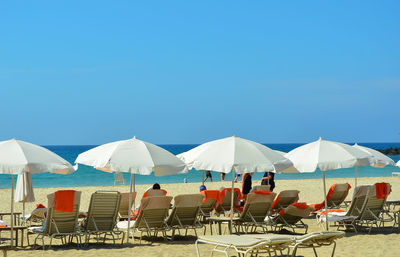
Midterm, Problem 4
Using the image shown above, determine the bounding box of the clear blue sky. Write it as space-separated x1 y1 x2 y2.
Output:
1 1 399 145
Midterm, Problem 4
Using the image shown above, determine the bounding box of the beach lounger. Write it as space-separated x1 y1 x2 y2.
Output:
81 191 122 245
166 194 204 239
195 234 295 257
119 195 173 243
311 183 351 211
270 190 300 213
233 190 276 233
27 190 82 249
251 231 345 257
215 188 242 214
267 203 314 233
199 190 220 219
0 244 9 257
118 192 137 220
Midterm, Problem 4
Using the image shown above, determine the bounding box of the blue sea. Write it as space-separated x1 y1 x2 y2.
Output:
0 143 399 188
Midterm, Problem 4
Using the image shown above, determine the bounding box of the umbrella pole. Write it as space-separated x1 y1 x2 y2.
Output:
230 170 234 234
127 173 134 244
202 171 204 185
322 171 329 231
22 174 25 226
355 166 357 188
11 175 15 248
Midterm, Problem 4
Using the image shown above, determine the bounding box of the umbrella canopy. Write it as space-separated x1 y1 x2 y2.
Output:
285 138 372 172
75 136 188 243
285 137 374 230
177 136 293 174
75 136 187 175
15 173 35 203
0 138 75 247
353 143 395 168
0 138 75 175
397 160 400 168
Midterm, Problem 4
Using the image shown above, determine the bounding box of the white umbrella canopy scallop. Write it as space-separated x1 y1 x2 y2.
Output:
0 138 76 247
177 136 294 233
285 137 374 230
75 136 188 243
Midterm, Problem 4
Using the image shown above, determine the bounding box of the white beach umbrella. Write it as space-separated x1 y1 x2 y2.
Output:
75 136 188 243
285 137 373 230
353 144 395 168
0 138 75 247
177 136 294 232
15 173 35 226
397 160 400 168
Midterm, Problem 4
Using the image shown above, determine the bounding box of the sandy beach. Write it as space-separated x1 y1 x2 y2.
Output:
0 176 399 256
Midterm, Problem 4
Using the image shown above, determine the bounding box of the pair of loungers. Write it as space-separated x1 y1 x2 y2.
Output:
27 190 123 249
317 183 393 233
196 231 345 257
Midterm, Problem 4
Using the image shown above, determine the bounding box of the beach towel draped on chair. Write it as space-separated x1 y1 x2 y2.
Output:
310 184 351 211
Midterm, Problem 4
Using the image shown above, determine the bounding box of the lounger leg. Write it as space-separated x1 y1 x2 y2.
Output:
195 240 201 257
312 246 318 257
331 241 337 257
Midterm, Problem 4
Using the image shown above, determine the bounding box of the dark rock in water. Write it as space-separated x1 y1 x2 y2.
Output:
375 147 400 156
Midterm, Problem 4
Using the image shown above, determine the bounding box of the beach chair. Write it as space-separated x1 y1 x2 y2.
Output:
251 231 345 257
195 234 295 257
317 185 372 233
118 192 137 220
120 195 172 243
22 207 47 226
233 191 276 233
27 190 82 249
355 182 392 232
81 191 122 245
199 190 220 219
215 188 242 214
166 194 204 239
250 185 271 192
267 203 314 233
0 244 9 257
270 190 300 213
311 183 351 211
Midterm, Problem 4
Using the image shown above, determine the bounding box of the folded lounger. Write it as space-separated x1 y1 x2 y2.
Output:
195 234 295 257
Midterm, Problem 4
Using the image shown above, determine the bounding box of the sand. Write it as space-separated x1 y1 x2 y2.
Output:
0 176 399 256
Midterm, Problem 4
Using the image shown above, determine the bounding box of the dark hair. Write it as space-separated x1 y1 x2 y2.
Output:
152 183 161 190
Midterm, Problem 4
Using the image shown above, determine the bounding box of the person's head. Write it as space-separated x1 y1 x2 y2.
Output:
152 183 161 190
200 185 207 192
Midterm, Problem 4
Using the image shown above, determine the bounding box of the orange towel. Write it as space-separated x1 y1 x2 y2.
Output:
271 195 281 210
54 190 75 213
320 209 346 216
218 188 242 203
200 190 221 203
36 203 46 209
375 183 391 199
279 202 310 216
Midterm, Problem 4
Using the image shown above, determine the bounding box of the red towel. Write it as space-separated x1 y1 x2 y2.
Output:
320 209 346 216
54 190 75 213
252 190 271 195
200 190 221 203
375 183 391 199
36 203 46 209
